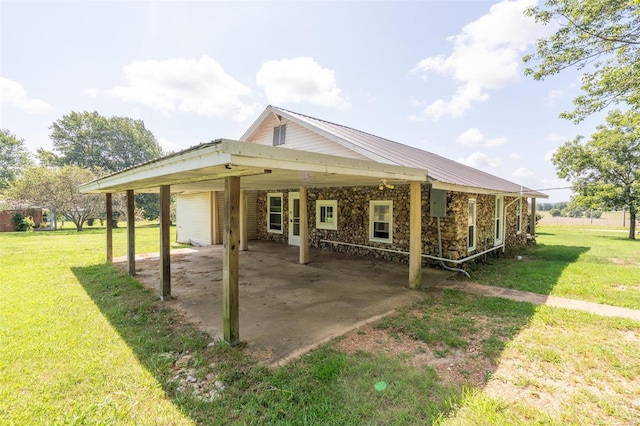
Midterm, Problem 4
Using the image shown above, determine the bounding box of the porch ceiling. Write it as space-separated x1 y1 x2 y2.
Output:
79 139 428 194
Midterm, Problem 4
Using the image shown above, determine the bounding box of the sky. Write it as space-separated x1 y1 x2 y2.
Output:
0 0 610 202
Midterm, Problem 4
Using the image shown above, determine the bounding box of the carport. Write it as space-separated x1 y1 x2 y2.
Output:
79 139 428 346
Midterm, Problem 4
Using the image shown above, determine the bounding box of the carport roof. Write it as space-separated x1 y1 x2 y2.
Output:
79 139 429 194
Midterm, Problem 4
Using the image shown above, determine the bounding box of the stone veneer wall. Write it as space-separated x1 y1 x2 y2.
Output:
256 185 529 266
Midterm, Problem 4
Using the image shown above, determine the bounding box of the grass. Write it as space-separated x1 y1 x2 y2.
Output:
1 225 639 424
466 227 640 309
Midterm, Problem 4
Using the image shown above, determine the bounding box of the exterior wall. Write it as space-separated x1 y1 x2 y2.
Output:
245 115 369 160
176 192 212 245
0 208 44 232
256 186 530 265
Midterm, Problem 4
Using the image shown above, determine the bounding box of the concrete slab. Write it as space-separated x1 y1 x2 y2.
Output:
115 241 453 364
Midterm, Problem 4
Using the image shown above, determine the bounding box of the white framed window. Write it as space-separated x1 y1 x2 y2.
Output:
267 193 283 233
516 198 522 234
273 124 286 146
369 200 393 243
495 196 503 246
316 200 338 230
468 199 477 251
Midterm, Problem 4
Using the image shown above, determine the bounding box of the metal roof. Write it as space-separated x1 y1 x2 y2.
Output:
79 139 427 194
249 106 547 198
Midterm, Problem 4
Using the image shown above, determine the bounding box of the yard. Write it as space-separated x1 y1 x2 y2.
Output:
1 225 639 424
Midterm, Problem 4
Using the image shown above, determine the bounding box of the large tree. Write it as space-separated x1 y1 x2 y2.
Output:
553 109 640 239
524 0 640 122
6 166 104 231
43 111 164 219
46 111 163 172
0 129 32 191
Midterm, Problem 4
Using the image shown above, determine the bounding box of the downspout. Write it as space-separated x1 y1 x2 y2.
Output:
436 217 471 278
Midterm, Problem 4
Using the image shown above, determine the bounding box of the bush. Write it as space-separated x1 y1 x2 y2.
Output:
87 218 94 226
549 208 562 217
592 210 603 219
12 214 35 232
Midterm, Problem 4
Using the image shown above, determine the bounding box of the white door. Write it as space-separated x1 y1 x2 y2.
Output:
288 192 300 246
495 196 503 246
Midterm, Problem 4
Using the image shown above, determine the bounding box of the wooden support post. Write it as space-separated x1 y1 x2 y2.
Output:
159 185 171 301
223 176 240 345
106 193 113 263
240 189 248 251
126 189 136 276
530 198 536 236
409 182 422 289
299 186 309 264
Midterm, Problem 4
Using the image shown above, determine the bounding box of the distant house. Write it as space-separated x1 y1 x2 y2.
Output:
0 208 43 232
175 106 546 266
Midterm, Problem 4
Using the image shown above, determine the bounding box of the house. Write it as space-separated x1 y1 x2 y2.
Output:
79 105 547 345
176 106 546 267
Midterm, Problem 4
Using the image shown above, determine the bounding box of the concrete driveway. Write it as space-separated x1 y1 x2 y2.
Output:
117 241 453 364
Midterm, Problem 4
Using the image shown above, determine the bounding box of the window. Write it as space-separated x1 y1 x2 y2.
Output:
267 193 283 233
516 198 522 234
273 124 286 146
316 200 338 230
495 196 503 246
369 200 393 243
468 199 476 251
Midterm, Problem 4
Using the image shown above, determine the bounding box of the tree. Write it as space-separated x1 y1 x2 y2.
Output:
6 166 103 231
524 0 640 122
553 109 640 239
46 111 163 172
0 129 32 190
44 111 164 219
549 208 562 217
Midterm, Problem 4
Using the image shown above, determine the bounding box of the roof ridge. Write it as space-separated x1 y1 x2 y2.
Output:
272 105 402 146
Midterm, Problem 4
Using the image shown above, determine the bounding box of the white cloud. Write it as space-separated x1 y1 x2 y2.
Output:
0 76 53 114
157 137 181 153
256 57 349 108
544 148 557 162
545 89 564 105
457 152 501 168
512 167 534 179
546 132 567 144
95 56 260 121
509 153 523 160
457 127 507 147
411 0 546 120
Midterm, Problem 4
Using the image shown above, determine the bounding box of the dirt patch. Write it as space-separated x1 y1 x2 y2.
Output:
334 321 495 388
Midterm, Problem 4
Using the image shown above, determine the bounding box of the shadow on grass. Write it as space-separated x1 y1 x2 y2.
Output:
465 239 590 296
72 262 259 425
71 259 545 424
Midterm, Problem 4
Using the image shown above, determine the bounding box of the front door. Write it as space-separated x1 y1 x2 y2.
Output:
288 192 300 246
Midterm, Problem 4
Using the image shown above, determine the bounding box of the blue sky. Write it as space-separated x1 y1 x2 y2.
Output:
1 0 608 202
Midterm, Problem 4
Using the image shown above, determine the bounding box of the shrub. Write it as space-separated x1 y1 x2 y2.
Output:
12 214 35 232
87 218 94 226
549 208 562 217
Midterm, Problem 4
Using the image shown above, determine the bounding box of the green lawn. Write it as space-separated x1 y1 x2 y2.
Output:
1 226 639 424
466 226 640 309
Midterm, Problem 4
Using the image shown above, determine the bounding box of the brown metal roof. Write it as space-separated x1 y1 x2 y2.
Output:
264 106 547 198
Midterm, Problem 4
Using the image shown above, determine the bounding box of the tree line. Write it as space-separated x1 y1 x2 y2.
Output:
1 111 164 231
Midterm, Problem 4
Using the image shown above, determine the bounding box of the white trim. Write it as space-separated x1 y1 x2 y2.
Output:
267 192 283 234
494 196 504 246
369 200 393 244
316 200 338 230
468 198 477 252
